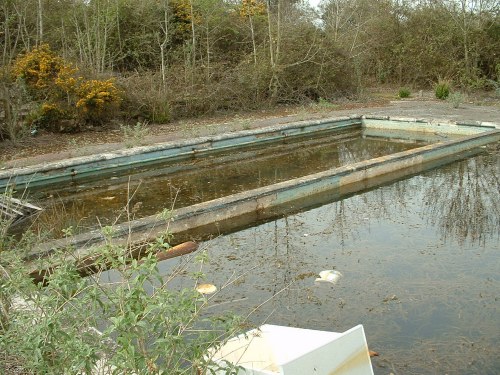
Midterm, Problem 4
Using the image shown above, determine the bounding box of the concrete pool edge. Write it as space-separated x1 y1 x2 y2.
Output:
1 115 361 188
362 115 499 133
2 115 498 189
30 126 500 261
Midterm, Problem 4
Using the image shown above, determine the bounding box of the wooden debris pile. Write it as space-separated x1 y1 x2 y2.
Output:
0 195 42 226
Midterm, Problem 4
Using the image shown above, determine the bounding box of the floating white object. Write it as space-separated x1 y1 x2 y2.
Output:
315 269 343 284
196 283 217 295
209 324 374 375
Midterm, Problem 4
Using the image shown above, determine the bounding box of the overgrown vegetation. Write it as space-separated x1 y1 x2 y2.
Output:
448 91 465 108
0 73 28 142
0 207 243 374
398 88 411 98
122 121 150 148
1 0 498 138
10 44 121 133
435 80 451 100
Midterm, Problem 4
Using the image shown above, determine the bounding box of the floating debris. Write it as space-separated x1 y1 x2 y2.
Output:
315 270 343 285
0 195 42 226
101 196 116 200
295 272 316 281
383 294 399 303
196 283 217 295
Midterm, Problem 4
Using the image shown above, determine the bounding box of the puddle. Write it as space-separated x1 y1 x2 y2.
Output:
101 144 498 374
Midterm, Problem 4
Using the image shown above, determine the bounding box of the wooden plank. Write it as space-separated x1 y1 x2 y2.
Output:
0 195 42 225
29 241 199 284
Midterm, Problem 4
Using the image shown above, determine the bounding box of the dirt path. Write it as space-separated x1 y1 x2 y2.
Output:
2 95 499 169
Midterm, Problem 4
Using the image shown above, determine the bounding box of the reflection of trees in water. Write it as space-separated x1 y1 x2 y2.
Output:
421 149 500 246
325 174 416 247
313 147 499 247
337 141 409 166
320 142 418 246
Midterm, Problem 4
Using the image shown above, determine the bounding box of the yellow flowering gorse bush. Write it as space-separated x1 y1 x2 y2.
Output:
172 0 202 34
39 102 66 123
76 79 121 115
12 44 64 92
12 44 121 130
54 65 81 96
240 0 266 18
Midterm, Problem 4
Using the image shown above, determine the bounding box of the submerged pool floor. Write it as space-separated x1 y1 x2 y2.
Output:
23 129 424 235
100 144 499 375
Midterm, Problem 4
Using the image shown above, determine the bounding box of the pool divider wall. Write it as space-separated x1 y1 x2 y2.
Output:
30 124 500 262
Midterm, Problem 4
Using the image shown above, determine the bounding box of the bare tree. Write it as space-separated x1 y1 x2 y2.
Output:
159 0 171 85
37 0 43 44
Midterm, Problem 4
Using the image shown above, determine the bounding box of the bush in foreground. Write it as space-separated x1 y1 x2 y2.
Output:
398 88 411 98
0 218 242 374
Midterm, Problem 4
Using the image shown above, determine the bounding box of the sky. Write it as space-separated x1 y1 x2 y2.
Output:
308 0 322 8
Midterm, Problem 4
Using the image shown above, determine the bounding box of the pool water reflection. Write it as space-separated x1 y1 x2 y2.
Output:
152 144 500 374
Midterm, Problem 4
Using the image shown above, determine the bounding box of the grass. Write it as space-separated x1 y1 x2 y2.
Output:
315 97 340 110
121 121 150 148
398 88 411 98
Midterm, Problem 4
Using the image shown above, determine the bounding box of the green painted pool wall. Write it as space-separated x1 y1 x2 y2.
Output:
4 115 498 190
1 117 360 189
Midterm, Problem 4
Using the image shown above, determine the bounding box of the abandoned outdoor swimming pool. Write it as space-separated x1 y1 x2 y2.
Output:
23 128 429 234
4 115 500 374
101 144 499 374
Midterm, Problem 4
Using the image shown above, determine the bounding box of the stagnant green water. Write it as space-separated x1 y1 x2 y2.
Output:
23 129 423 235
102 143 499 375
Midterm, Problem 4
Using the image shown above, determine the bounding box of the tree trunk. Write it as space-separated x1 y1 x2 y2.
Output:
266 0 280 101
190 0 196 67
249 16 257 66
37 0 43 44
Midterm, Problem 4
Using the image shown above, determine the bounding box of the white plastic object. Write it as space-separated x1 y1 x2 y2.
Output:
315 269 343 284
208 324 374 375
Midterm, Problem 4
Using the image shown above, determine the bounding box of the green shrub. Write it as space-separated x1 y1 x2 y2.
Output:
435 80 450 100
121 121 150 148
398 88 411 98
149 99 171 123
448 92 464 109
0 216 243 374
314 97 339 110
